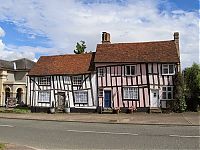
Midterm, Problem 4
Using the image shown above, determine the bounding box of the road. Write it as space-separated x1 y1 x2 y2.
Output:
0 118 199 149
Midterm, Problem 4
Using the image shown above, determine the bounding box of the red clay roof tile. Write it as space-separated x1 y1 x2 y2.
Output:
94 40 179 63
28 52 95 76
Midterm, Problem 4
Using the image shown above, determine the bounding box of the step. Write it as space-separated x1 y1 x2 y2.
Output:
149 107 162 113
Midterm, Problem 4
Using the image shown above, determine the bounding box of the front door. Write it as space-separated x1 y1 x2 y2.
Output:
104 90 111 108
150 90 159 107
57 92 65 110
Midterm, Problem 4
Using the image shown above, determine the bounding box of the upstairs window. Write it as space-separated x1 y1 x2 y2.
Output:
162 86 173 100
123 87 138 100
98 68 104 77
38 77 50 85
125 65 136 76
162 64 175 75
72 76 82 85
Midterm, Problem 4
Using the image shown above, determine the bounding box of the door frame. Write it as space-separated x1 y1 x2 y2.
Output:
56 92 66 110
103 90 112 108
150 89 160 108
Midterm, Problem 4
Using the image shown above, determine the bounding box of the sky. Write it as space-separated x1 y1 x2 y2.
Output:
0 0 199 68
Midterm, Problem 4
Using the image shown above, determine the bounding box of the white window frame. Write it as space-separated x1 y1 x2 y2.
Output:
72 76 82 85
74 91 88 104
162 86 174 100
123 87 138 100
38 77 51 85
125 65 136 76
38 91 50 103
98 68 104 77
162 64 175 75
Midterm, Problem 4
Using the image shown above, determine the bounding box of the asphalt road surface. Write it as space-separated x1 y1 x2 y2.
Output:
0 118 199 149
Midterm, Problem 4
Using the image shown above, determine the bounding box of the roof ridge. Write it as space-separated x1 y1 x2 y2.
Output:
40 52 95 58
97 40 174 45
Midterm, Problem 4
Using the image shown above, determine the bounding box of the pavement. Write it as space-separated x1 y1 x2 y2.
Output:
0 111 199 126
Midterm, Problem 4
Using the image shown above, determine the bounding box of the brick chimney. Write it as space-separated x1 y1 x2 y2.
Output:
174 32 181 71
102 32 111 44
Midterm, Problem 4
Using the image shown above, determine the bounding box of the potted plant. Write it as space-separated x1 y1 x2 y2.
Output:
50 101 55 114
64 100 70 113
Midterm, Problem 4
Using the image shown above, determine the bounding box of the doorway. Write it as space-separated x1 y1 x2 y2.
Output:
104 90 111 108
16 88 23 104
5 88 10 105
57 92 65 110
150 89 159 108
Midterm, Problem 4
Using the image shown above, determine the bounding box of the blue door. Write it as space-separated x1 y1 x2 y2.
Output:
104 91 111 108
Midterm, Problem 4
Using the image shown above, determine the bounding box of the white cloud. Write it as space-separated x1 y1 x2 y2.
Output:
0 27 5 37
0 0 199 68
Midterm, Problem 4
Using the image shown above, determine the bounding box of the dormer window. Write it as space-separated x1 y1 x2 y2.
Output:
162 64 175 75
125 65 136 76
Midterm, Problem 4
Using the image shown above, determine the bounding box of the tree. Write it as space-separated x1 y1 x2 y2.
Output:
184 63 200 111
173 72 186 112
74 40 86 54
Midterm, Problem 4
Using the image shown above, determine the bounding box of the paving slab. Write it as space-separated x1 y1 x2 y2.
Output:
0 112 199 126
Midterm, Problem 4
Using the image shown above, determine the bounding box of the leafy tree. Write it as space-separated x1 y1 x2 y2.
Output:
173 72 186 112
184 63 200 111
74 40 86 54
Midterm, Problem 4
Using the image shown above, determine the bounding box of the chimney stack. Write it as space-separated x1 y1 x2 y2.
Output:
174 32 181 71
102 32 111 44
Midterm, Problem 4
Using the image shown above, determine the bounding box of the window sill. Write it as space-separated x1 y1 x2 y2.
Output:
162 73 175 76
38 102 50 103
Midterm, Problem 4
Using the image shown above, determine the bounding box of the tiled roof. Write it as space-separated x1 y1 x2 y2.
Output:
0 60 13 70
94 40 179 63
12 58 35 70
0 58 35 70
28 52 95 76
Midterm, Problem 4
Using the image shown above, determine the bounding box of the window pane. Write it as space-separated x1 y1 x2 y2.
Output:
131 66 135 75
169 65 174 74
162 87 166 91
168 92 172 99
167 87 172 91
126 66 130 75
163 68 168 74
162 92 166 99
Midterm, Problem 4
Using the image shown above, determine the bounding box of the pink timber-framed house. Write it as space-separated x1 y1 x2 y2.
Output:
95 32 180 113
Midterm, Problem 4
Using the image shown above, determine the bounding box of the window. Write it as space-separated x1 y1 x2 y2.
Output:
98 68 104 77
125 65 136 76
162 64 175 75
98 88 103 97
123 87 138 100
38 91 50 103
74 91 88 103
162 86 173 100
38 77 50 85
72 76 82 85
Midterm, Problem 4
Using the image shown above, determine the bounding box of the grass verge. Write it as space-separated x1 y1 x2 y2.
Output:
0 143 5 150
0 107 31 114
